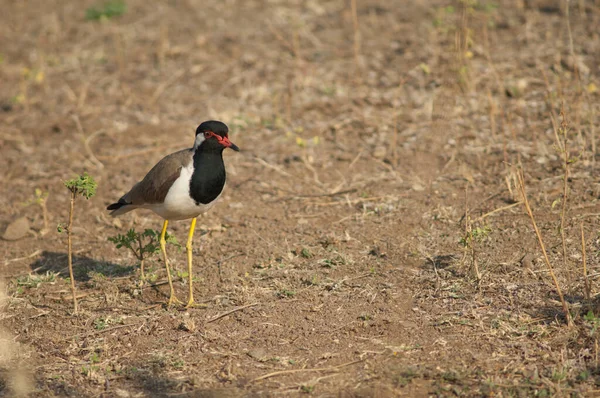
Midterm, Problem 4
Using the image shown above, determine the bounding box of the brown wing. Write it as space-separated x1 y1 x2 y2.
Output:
120 149 193 205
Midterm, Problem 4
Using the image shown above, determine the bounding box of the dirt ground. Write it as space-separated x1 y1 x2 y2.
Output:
1 0 600 396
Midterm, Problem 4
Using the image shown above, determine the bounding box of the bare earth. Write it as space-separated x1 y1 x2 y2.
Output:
1 0 600 396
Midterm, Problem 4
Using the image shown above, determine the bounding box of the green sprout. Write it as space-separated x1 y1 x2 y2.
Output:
65 173 97 199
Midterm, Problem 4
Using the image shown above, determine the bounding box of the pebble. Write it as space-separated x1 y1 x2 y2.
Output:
2 217 30 241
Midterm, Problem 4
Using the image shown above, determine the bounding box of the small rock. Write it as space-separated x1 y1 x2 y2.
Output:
506 283 518 291
247 348 268 362
373 145 386 159
412 183 425 192
178 318 196 332
2 217 30 241
114 389 131 398
521 254 534 269
112 218 123 228
561 55 590 76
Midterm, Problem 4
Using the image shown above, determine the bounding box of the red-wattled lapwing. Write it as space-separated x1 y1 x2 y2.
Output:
107 120 239 307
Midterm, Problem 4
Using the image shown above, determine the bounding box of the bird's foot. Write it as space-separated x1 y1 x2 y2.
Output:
167 294 184 307
185 299 207 309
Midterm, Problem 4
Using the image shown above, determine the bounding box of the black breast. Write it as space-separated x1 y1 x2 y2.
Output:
189 149 226 205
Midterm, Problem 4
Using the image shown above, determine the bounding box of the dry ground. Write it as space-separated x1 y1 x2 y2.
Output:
1 0 600 396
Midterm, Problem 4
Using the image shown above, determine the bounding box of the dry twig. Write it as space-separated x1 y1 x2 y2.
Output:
516 168 572 326
207 303 259 324
251 359 363 382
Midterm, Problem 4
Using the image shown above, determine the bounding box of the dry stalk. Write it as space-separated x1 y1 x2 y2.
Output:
564 0 581 94
516 169 572 326
207 303 259 324
391 79 405 168
557 106 572 286
67 192 78 313
350 0 360 68
136 235 146 281
580 223 591 301
252 359 363 382
463 184 481 281
487 90 497 142
538 66 563 152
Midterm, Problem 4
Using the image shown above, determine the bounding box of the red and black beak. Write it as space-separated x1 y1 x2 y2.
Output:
221 136 240 152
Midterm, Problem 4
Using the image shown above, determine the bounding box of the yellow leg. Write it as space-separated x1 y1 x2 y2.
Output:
185 217 197 308
160 220 182 306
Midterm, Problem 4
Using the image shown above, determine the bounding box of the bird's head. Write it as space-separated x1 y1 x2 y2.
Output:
194 120 240 152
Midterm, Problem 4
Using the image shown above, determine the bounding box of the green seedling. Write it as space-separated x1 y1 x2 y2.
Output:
459 226 491 247
16 271 59 289
108 228 179 281
277 289 296 298
86 0 126 21
60 172 97 313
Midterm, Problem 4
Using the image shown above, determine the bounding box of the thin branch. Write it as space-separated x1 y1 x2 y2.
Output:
206 303 259 324
67 192 78 313
251 359 364 382
558 105 571 286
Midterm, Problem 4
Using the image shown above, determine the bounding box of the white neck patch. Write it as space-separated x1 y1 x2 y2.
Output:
193 134 205 149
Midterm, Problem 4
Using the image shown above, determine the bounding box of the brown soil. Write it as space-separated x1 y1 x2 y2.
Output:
1 0 600 396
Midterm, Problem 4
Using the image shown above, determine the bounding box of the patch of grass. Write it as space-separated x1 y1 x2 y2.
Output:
395 368 418 387
300 248 312 258
81 365 99 377
300 384 315 393
358 314 372 321
93 316 122 331
16 271 59 288
172 359 185 369
584 311 600 336
89 352 100 364
319 252 349 268
277 289 296 298
86 0 126 21
302 275 319 286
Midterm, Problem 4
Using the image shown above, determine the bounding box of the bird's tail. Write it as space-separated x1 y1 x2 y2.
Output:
107 200 137 217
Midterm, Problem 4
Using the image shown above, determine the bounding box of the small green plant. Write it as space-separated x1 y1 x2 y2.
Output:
277 289 296 298
93 316 122 330
90 352 100 364
108 228 179 281
358 314 372 321
300 248 312 258
16 271 59 289
85 0 127 21
171 359 185 369
395 368 418 387
459 226 491 247
60 172 97 313
584 311 600 337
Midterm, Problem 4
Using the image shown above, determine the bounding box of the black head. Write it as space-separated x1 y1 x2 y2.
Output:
196 120 229 137
194 120 239 152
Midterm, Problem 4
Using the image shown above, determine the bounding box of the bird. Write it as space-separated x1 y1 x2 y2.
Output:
107 120 239 307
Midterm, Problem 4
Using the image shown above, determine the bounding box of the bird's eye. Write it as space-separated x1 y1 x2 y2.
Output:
204 132 210 138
